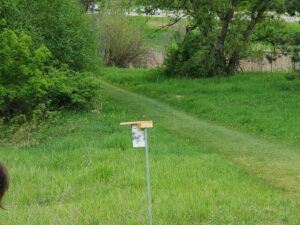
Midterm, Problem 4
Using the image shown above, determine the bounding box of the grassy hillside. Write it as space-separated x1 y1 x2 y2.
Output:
102 68 300 147
1 71 300 224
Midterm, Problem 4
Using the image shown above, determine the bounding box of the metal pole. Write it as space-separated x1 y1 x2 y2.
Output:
144 129 153 225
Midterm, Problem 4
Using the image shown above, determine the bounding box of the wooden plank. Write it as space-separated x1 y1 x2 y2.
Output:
120 121 153 128
139 121 153 128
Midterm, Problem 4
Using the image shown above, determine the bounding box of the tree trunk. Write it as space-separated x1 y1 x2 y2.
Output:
227 0 267 74
212 0 239 75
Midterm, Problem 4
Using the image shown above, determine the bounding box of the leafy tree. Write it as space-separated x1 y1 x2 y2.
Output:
137 0 298 77
0 0 98 71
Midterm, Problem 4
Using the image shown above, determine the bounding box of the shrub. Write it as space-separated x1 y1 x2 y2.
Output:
0 27 97 122
0 0 99 71
164 32 227 78
99 15 148 67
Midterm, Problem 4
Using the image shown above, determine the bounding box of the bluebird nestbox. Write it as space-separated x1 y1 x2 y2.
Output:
120 121 153 148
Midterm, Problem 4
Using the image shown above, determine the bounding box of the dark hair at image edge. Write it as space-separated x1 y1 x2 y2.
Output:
0 163 9 209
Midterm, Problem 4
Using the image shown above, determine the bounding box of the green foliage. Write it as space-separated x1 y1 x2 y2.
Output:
254 20 300 48
164 32 227 77
128 16 184 51
271 0 300 15
98 14 148 67
254 20 300 71
137 0 299 77
0 0 99 71
291 48 300 70
0 0 100 123
284 0 300 15
290 27 300 70
0 28 97 122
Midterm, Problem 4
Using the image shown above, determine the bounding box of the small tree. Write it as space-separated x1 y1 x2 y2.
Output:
291 48 300 71
291 32 300 71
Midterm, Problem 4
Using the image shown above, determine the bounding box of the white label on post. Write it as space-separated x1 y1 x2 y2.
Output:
132 125 146 148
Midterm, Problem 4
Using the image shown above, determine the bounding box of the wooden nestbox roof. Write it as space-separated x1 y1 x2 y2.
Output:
120 121 153 128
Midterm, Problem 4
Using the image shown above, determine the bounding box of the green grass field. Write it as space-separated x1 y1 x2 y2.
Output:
102 68 300 147
1 69 300 224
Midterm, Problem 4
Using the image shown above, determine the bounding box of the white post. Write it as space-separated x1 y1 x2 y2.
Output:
144 129 153 225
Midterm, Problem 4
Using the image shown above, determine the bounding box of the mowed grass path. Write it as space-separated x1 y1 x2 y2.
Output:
0 75 299 224
101 80 300 197
102 68 300 147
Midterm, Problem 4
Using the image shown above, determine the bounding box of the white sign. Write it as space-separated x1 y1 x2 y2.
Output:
131 125 146 148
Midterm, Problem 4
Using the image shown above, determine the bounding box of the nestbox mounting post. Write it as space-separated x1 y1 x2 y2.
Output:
120 121 153 225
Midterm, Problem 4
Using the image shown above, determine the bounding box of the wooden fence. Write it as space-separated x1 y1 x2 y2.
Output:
143 50 300 72
240 53 300 72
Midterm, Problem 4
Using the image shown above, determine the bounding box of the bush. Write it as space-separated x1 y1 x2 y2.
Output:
0 0 99 125
0 27 97 122
0 0 99 71
164 32 227 78
99 15 148 67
